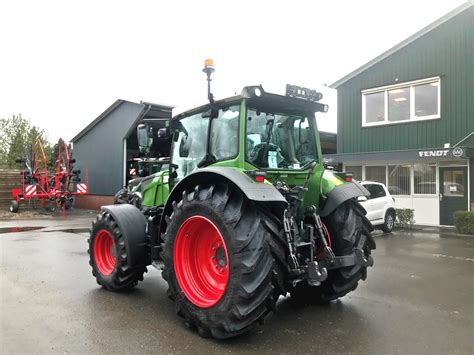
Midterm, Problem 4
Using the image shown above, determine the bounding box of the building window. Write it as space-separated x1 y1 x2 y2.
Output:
442 170 465 197
388 165 411 195
414 163 436 194
345 165 362 181
365 92 385 123
388 87 410 122
414 81 439 117
362 77 440 127
365 166 386 184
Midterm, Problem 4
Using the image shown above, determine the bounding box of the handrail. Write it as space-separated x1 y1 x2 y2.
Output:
453 131 474 148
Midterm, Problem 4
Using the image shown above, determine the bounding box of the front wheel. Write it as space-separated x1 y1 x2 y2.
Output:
88 211 146 291
381 210 395 233
291 200 375 304
162 184 287 339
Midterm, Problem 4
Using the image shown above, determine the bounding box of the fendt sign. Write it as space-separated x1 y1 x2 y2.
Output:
418 147 465 159
418 150 449 157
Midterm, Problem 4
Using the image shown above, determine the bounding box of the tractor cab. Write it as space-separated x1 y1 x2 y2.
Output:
169 85 328 184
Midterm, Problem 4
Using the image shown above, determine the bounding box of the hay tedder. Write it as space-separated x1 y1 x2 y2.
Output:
9 139 88 212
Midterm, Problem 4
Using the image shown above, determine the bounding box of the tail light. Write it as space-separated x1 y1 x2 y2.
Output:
255 175 265 183
245 170 267 183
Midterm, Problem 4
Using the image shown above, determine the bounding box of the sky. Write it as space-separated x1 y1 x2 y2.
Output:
0 0 466 143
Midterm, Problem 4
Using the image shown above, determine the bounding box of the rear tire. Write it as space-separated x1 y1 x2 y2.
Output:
9 200 19 213
381 210 395 233
88 211 147 291
162 184 287 339
291 200 374 304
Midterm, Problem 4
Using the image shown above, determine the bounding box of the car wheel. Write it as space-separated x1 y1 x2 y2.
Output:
381 210 395 233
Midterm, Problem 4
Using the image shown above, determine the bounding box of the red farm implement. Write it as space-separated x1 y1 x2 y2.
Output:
9 139 88 213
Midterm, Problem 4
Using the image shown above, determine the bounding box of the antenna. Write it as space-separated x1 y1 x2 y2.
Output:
202 59 215 104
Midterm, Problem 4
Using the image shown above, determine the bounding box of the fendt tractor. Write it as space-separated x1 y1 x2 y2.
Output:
88 60 375 339
114 122 171 205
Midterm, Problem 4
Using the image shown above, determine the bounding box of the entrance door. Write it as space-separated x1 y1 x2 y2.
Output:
439 167 468 225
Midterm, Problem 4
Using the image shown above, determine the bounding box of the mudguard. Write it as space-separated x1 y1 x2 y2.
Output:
160 167 288 230
319 180 370 217
102 204 151 267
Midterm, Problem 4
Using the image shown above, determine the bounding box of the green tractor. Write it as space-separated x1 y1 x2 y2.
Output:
88 60 375 339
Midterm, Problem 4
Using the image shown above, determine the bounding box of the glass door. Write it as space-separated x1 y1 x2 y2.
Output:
439 167 468 225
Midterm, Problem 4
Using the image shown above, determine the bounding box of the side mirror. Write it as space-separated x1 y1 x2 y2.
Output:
70 158 76 164
179 135 192 157
298 118 308 145
137 124 153 154
357 196 367 202
15 157 25 164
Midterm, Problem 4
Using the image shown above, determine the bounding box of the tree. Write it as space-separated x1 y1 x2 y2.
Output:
0 114 52 169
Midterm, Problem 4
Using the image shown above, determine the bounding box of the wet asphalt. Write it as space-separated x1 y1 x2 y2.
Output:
1 213 473 354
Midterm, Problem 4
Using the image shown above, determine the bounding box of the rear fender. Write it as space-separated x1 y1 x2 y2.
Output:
319 180 370 217
101 204 151 268
160 167 288 232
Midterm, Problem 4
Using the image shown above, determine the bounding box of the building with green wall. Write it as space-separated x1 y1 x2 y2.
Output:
327 2 473 226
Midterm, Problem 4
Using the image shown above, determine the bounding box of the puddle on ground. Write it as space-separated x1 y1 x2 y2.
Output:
47 228 90 234
0 227 90 234
0 227 44 234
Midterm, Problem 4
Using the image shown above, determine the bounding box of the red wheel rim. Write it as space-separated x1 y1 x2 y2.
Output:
94 229 116 276
174 216 229 308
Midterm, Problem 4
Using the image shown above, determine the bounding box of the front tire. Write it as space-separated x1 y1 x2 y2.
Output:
88 211 146 291
381 210 395 233
162 184 286 339
291 200 375 304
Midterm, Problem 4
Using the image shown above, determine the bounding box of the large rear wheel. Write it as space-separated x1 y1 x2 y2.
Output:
162 184 287 339
291 200 375 304
88 211 147 291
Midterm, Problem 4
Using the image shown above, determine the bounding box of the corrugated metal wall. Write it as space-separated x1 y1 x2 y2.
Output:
337 6 474 153
73 102 145 195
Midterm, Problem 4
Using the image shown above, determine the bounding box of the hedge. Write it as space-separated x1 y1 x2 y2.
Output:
395 208 415 228
453 211 474 235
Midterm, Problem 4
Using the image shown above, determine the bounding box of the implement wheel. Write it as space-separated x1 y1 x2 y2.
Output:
291 200 375 304
88 211 147 291
9 200 19 213
162 184 287 339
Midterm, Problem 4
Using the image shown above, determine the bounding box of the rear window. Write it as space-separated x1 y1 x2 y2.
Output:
364 184 386 199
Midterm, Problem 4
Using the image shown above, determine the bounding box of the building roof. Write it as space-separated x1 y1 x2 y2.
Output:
71 100 174 143
329 1 473 89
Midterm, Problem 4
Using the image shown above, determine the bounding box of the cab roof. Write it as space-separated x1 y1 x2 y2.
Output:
172 86 328 120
